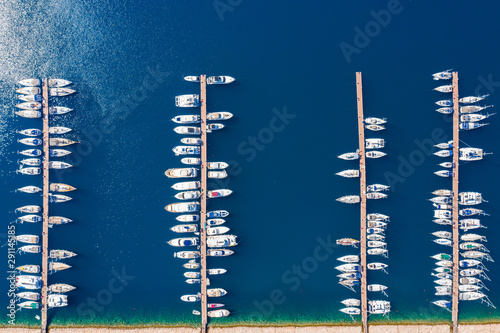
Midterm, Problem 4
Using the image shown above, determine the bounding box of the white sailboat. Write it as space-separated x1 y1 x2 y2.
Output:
434 85 453 93
460 105 493 114
459 95 489 104
336 169 359 178
364 117 387 125
338 151 359 160
432 69 452 80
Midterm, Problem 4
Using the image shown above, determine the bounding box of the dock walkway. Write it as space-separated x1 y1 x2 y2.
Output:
41 79 50 333
356 72 368 333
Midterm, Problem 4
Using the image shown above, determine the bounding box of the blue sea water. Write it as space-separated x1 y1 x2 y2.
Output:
1 0 500 328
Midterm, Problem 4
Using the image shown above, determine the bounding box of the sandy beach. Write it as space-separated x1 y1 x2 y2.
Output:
3 325 500 333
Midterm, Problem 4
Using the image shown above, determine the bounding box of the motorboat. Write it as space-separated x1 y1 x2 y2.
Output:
15 110 41 118
18 138 43 146
172 115 200 124
337 255 360 263
48 294 68 308
367 184 389 192
364 117 387 125
17 87 41 95
48 79 72 87
17 215 42 223
459 95 488 104
50 183 76 192
181 157 201 165
175 190 201 200
368 300 391 315
168 237 199 247
335 264 361 273
175 94 200 107
49 106 73 115
16 235 39 244
49 88 76 96
341 299 361 307
365 138 385 149
460 122 488 130
165 202 200 213
207 162 229 169
367 234 385 241
207 288 227 297
439 162 453 168
176 214 200 222
17 292 40 301
434 238 453 247
16 102 41 110
207 189 232 198
49 262 71 272
208 268 227 275
19 149 42 157
48 216 73 226
49 194 72 203
181 294 201 302
207 226 230 236
207 249 234 256
367 227 385 234
460 219 485 231
432 300 451 309
19 245 41 254
459 208 487 217
207 235 238 247
432 189 452 196
436 107 453 114
181 138 202 145
429 196 451 204
461 234 487 242
207 218 225 226
432 69 452 80
434 85 453 93
208 170 227 179
16 265 40 273
433 203 452 210
18 129 42 137
367 221 387 228
18 79 41 87
16 275 42 290
18 94 42 102
336 238 359 247
49 126 72 134
49 138 77 147
459 192 485 205
432 231 452 239
207 210 229 218
367 263 388 272
365 124 385 131
183 260 200 269
207 112 233 120
336 195 360 204
460 105 493 114
338 151 360 160
174 251 200 259
207 123 225 132
165 168 198 178
184 76 200 82
50 149 71 157
207 76 235 85
434 150 452 157
434 210 452 219
174 126 201 135
173 146 200 156
207 309 230 318
49 161 72 169
367 213 390 221
184 271 201 279
336 169 359 178
460 148 486 161
172 181 200 190
49 250 77 260
461 113 495 122
366 192 387 199
436 100 452 107
19 158 41 166
16 205 41 213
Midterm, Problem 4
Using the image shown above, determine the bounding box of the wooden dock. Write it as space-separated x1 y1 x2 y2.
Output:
41 79 50 333
451 72 460 333
356 72 368 333
199 75 208 333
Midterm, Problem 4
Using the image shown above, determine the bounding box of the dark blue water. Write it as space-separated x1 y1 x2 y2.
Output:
1 0 500 328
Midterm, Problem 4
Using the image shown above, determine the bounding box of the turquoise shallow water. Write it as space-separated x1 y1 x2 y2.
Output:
1 0 500 328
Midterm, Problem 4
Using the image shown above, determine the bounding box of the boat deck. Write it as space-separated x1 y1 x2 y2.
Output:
199 75 208 333
41 79 50 333
452 72 460 333
356 72 368 333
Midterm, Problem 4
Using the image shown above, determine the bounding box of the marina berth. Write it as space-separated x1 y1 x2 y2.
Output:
432 69 452 80
365 138 385 149
49 249 77 260
436 107 453 114
459 94 489 104
48 161 72 169
336 195 360 204
18 78 41 87
174 251 200 259
18 128 42 136
165 168 198 178
207 161 229 169
460 122 488 130
50 149 71 157
207 210 229 218
48 78 72 87
168 237 199 247
17 292 40 301
18 94 42 102
17 87 41 95
460 105 493 113
16 101 41 110
181 157 201 165
165 201 200 213
173 146 201 156
175 190 201 200
19 149 42 156
207 218 225 226
208 170 227 179
175 94 200 107
207 75 235 85
364 117 387 125
207 189 232 198
436 99 453 107
48 216 73 226
15 110 41 118
16 234 39 244
206 123 225 132
460 113 495 122
171 224 198 233
172 115 201 124
172 181 200 190
207 249 234 256
174 126 201 135
49 87 76 96
434 85 453 93
49 126 72 134
181 138 202 145
184 76 200 82
48 106 73 115
18 138 42 146
50 183 76 192
17 167 41 175
176 214 200 222
336 169 360 178
207 226 230 235
338 151 360 160
365 124 385 131
207 112 233 120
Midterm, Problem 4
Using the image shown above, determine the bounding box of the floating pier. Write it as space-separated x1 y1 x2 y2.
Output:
41 79 50 333
451 72 459 333
356 72 368 333
199 75 208 333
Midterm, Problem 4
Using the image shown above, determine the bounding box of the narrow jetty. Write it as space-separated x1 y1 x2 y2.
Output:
41 79 50 333
356 72 368 333
451 72 460 333
199 75 208 333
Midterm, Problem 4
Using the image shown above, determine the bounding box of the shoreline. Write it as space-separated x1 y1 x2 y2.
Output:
3 323 500 332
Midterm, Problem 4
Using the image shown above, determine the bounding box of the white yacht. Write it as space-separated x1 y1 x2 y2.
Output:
16 265 40 273
459 259 483 268
432 300 451 310
207 249 234 256
15 110 41 119
367 184 389 192
19 158 41 166
16 235 39 244
207 235 238 248
48 294 68 308
18 138 42 146
207 226 230 235
16 275 42 290
17 87 41 95
49 249 77 260
18 94 42 102
459 95 488 104
49 138 77 146
207 210 229 218
181 138 202 145
19 245 41 254
341 299 361 307
18 128 42 136
48 216 73 226
434 141 453 149
174 251 200 259
436 99 452 107
175 190 201 200
368 300 391 315
367 227 384 234
434 170 452 177
50 149 71 157
337 255 360 263
17 215 42 223
49 161 72 169
336 169 359 178
50 183 76 192
207 218 225 226
17 292 40 301
336 238 360 247
16 205 41 213
432 189 452 196
172 115 200 124
432 69 452 80
19 149 41 157
175 94 200 107
429 196 451 204
183 260 200 269
207 112 233 120
338 151 359 160
366 192 387 199
460 234 487 242
367 213 390 221
434 150 452 157
460 122 488 130
174 126 201 135
460 105 493 113
49 88 76 96
184 76 200 82
459 147 486 161
365 138 385 149
434 210 452 219
49 194 72 203
181 157 201 165
168 237 199 247
165 168 198 178
208 309 230 318
18 79 41 87
172 181 200 190
176 214 200 222
181 294 201 302
461 251 492 261
367 221 387 228
48 79 72 87
207 189 232 198
436 107 453 114
364 117 387 125
336 195 360 204
460 219 484 231
439 162 453 168
368 241 386 248
207 162 229 169
207 76 235 85
335 264 361 273
208 170 227 179
207 123 225 132
459 192 484 205
16 102 41 110
173 146 201 156
165 201 200 213
368 248 388 257
460 113 495 122
367 234 385 241
49 126 72 134
368 284 388 294
208 268 227 275
460 242 488 252
432 231 452 239
48 106 73 115
367 263 388 271
434 238 453 247
365 124 385 131
434 85 453 93
459 208 487 217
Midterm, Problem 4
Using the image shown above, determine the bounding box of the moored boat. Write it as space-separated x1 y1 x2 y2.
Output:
174 251 200 259
19 149 42 157
172 181 200 190
207 189 232 198
207 226 230 236
50 183 76 192
366 192 387 199
168 237 199 247
336 195 360 204
16 265 40 273
16 205 41 214
16 234 39 244
184 76 200 82
49 194 72 203
17 87 41 95
207 210 229 218
15 110 41 118
19 158 41 166
165 168 198 178
365 124 385 131
174 126 201 135
436 107 453 114
165 202 200 213
207 235 237 248
338 151 360 160
175 190 201 200
459 95 488 104
18 79 41 87
180 157 201 165
460 105 493 114
207 162 229 169
432 69 452 80
49 126 72 134
207 123 225 132
207 112 233 120
17 291 40 301
207 76 235 85
460 113 495 122
173 145 201 156
176 214 200 222
49 88 76 96
460 122 488 130
18 94 42 102
336 238 359 247
16 102 41 110
208 170 227 179
434 85 453 93
49 161 72 169
19 245 41 254
48 79 72 87
50 149 71 157
336 169 359 178
436 99 452 107
48 216 73 226
172 115 200 124
337 255 360 263
175 94 200 107
365 138 385 149
49 106 73 115
48 283 76 293
17 167 41 175
367 184 389 192
17 129 42 137
49 138 78 147
207 248 234 256
17 215 42 223
49 250 77 260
